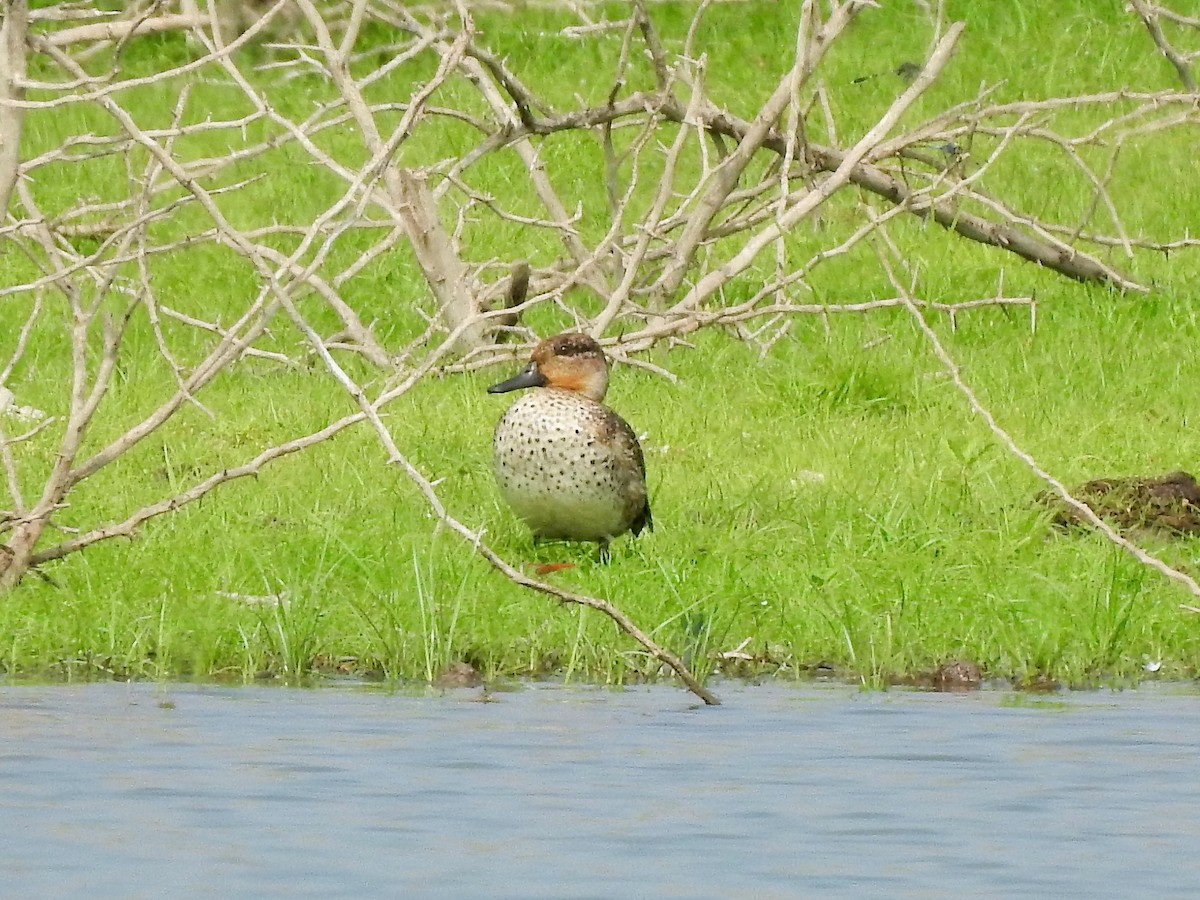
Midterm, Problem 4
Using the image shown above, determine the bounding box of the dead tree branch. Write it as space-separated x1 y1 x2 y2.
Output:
1130 0 1198 91
872 217 1200 605
0 0 27 220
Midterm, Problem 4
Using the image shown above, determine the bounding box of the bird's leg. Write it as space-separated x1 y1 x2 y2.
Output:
596 539 611 564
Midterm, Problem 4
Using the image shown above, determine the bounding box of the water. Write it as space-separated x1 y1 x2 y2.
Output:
2 680 1198 897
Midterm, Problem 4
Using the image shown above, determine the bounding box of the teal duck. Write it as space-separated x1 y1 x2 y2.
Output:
488 333 652 561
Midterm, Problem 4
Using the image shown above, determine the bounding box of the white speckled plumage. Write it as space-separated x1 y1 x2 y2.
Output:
488 333 651 558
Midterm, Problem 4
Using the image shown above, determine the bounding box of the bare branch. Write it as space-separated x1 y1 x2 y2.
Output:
1130 0 1197 90
0 0 28 219
39 13 205 48
871 218 1200 605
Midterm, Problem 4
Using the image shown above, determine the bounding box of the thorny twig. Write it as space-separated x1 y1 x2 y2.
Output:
1129 0 1198 91
871 219 1200 606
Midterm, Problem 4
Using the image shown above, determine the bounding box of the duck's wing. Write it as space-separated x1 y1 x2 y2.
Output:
597 410 653 535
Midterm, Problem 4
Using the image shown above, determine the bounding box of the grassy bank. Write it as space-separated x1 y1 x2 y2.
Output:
2 1 1199 689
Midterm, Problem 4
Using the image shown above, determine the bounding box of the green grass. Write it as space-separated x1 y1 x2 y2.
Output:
2 1 1199 690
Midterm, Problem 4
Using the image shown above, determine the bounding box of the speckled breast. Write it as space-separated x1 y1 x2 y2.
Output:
492 389 646 542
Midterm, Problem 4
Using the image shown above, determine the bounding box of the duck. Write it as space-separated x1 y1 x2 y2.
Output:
487 332 652 561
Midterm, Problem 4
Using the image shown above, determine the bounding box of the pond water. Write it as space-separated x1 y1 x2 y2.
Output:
2 679 1198 897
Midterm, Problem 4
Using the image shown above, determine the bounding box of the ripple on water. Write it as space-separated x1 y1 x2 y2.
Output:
1 680 1199 897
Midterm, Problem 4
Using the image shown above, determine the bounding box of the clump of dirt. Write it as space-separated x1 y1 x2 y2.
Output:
433 661 484 688
901 658 984 692
1040 470 1200 536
